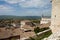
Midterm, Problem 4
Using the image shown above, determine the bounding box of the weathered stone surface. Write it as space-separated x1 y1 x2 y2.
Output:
43 0 60 40
50 0 60 33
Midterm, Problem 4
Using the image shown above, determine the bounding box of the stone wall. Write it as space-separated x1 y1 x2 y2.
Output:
50 0 60 33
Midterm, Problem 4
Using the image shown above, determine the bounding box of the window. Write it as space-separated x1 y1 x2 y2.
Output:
55 15 56 17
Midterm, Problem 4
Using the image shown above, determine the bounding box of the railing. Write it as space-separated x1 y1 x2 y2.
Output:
37 29 51 35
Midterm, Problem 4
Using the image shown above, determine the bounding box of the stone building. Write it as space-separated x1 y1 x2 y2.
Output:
40 17 51 24
20 20 35 29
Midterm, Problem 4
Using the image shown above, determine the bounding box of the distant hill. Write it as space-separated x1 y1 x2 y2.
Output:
0 15 41 20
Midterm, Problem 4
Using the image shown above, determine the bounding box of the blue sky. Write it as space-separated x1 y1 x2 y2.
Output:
0 0 52 16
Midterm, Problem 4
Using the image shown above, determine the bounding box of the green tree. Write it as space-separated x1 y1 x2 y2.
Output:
34 27 40 34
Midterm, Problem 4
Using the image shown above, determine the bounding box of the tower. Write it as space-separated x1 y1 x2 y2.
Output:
50 0 60 34
43 0 60 40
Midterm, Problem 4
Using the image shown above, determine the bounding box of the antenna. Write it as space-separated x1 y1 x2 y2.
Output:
41 14 44 18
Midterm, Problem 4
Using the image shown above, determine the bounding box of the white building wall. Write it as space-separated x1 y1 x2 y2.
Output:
40 18 51 24
20 22 25 28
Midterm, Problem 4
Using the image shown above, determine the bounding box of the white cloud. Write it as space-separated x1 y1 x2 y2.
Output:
5 0 20 4
0 5 10 10
0 5 17 15
5 0 51 8
0 5 15 12
19 0 45 8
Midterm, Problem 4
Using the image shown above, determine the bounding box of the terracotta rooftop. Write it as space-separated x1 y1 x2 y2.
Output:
0 28 11 39
21 20 31 22
0 25 35 39
39 22 51 28
0 28 21 39
22 25 35 30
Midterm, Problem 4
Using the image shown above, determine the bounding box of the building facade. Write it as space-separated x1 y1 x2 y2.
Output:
40 18 51 24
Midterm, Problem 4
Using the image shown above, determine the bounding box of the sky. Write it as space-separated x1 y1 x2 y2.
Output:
0 0 52 16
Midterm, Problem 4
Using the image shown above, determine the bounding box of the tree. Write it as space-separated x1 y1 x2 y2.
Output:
34 27 40 34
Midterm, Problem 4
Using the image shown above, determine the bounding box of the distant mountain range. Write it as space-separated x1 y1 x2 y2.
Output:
0 15 51 20
0 15 41 20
